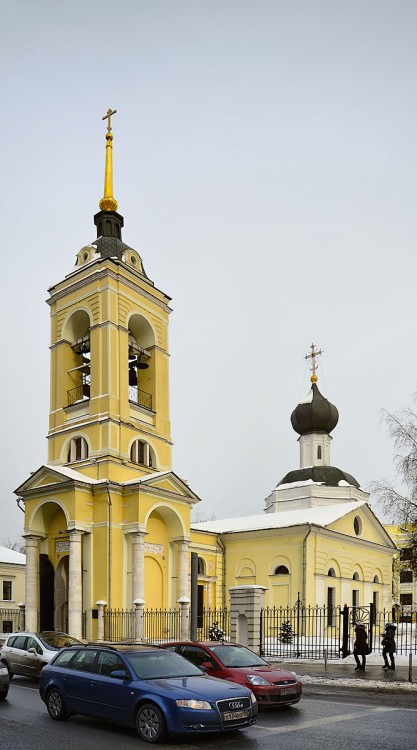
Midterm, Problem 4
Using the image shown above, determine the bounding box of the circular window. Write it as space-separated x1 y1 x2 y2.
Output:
353 516 362 536
83 252 89 262
131 255 137 265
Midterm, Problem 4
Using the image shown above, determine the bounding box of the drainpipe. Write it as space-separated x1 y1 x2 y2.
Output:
218 534 226 608
106 481 112 609
302 524 312 606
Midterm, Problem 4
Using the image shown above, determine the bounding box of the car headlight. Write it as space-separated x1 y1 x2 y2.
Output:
176 699 212 710
250 691 257 704
0 667 8 676
246 674 272 686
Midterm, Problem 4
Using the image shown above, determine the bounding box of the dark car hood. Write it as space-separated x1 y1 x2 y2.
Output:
142 674 251 698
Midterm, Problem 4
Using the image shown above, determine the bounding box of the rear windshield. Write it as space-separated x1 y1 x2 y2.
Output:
39 634 82 650
125 650 204 680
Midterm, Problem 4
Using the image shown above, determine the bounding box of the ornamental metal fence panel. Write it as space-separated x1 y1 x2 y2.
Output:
103 609 135 642
260 598 343 659
142 608 181 643
197 608 230 641
373 606 417 655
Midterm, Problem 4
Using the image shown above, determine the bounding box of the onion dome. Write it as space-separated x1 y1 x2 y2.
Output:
291 383 339 436
277 465 360 489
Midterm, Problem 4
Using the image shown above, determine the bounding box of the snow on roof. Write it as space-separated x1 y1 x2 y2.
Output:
43 465 101 484
191 501 368 534
298 389 314 404
277 478 321 490
122 471 171 486
0 545 25 565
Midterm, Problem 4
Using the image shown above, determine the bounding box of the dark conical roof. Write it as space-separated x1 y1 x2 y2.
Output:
291 382 339 436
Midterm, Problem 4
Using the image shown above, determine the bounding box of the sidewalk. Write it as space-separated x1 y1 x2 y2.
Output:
269 657 417 692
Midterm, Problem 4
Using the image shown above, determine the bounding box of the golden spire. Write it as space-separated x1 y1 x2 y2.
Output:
304 343 323 383
99 108 118 212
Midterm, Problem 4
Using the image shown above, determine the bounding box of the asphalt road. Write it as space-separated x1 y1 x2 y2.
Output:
1 677 416 750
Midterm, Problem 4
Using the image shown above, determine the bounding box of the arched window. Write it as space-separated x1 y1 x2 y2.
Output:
317 445 322 459
373 575 380 584
327 568 336 577
67 436 88 462
274 565 290 575
130 439 154 468
352 572 360 581
197 557 206 576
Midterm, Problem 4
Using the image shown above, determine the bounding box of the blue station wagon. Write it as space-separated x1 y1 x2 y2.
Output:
39 644 257 743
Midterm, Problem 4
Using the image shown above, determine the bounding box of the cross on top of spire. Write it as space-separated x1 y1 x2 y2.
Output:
102 108 117 133
304 343 323 383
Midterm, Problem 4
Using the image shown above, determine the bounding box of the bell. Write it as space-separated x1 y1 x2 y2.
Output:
137 357 149 370
129 367 137 386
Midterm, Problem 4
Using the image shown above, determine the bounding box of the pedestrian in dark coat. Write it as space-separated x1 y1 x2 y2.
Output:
353 623 368 671
382 623 397 670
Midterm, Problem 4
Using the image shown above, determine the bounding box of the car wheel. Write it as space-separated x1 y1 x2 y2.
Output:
46 688 68 721
0 690 8 701
136 703 167 743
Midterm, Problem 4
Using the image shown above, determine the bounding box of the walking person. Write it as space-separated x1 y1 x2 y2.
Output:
382 623 397 670
353 622 368 671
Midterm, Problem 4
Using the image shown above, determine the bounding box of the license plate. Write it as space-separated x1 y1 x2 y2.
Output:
281 687 298 696
223 709 250 721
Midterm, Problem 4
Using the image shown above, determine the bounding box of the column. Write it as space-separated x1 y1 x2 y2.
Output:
177 540 190 600
133 598 145 642
96 600 107 641
24 536 40 632
131 531 146 602
68 530 83 639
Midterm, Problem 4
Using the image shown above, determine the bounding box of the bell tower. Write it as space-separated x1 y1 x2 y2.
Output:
47 109 172 481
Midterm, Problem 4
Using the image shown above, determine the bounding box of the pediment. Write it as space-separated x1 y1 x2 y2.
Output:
327 504 397 549
125 471 201 504
15 465 91 495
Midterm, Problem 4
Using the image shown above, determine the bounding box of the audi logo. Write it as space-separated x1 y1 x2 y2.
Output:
228 701 244 710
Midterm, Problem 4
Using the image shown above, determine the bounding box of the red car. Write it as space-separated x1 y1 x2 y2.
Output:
161 642 302 708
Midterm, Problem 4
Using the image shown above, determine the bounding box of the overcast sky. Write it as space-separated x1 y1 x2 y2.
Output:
2 0 417 542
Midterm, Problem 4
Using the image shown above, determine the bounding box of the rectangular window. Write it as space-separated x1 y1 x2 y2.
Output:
2 620 13 633
400 570 413 584
2 581 12 600
401 547 413 561
327 586 335 626
400 593 413 606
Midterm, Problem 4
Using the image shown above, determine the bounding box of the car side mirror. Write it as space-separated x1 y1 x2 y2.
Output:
109 669 130 680
27 647 38 655
201 661 213 670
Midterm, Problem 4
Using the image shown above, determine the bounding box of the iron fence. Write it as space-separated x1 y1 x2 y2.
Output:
197 608 230 640
0 608 20 635
373 607 417 655
102 608 181 643
103 609 135 642
142 608 181 643
260 598 343 659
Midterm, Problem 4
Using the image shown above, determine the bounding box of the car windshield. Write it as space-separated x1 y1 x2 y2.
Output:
125 650 205 680
39 634 82 650
209 645 269 667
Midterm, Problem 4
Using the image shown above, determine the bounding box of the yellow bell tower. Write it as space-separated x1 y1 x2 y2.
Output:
17 111 200 640
47 108 172 480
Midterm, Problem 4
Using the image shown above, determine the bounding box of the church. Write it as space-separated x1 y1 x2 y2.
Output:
16 113 396 640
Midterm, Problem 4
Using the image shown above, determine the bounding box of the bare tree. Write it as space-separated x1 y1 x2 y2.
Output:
1 537 25 554
371 404 417 570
